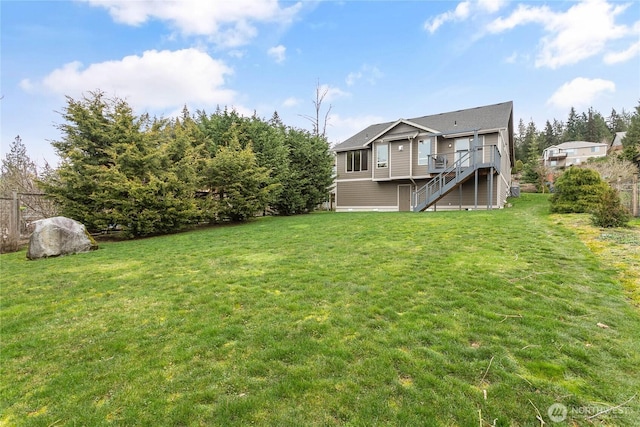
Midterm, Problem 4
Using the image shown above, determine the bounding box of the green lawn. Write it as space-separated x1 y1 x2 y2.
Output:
1 194 639 426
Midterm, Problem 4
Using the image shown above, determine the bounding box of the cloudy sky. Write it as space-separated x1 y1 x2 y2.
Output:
1 0 639 166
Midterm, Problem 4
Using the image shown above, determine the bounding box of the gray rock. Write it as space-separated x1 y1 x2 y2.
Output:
27 216 98 260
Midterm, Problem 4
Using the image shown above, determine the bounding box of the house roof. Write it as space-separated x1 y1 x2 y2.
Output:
332 101 513 152
544 141 608 151
611 131 627 148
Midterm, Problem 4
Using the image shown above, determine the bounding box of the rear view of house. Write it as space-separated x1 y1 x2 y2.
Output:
332 101 514 212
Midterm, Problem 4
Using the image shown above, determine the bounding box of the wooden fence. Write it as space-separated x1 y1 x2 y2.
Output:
0 192 57 253
615 174 639 218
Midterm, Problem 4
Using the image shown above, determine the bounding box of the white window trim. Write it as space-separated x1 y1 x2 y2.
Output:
377 144 389 168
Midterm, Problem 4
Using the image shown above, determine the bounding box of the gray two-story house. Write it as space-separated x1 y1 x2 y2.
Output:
332 101 514 212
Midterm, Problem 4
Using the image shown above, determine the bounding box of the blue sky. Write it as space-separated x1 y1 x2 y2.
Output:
2 0 639 166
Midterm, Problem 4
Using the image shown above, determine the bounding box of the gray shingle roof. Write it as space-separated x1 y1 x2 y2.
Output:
333 101 513 152
611 131 627 148
546 141 608 150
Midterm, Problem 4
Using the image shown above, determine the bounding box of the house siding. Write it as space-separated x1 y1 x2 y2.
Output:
336 180 401 211
336 149 372 180
390 140 411 178
412 138 430 176
373 141 390 180
543 142 608 168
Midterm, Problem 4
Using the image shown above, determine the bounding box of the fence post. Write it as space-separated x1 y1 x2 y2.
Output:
9 191 19 249
633 173 638 217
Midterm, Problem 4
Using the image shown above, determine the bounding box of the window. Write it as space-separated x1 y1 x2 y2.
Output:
418 138 431 165
591 146 600 153
346 150 368 172
377 144 388 168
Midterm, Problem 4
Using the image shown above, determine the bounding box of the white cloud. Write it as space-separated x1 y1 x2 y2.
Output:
318 84 350 103
345 71 361 87
325 113 386 146
346 65 383 86
489 0 633 69
228 50 246 59
503 51 531 64
31 48 236 112
81 0 303 47
424 0 508 33
604 40 640 64
424 1 471 33
547 77 615 110
283 97 301 108
267 45 286 63
488 3 551 32
478 0 507 14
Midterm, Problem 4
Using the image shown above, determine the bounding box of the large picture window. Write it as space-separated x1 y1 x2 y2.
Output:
377 144 388 168
418 138 431 165
346 149 368 172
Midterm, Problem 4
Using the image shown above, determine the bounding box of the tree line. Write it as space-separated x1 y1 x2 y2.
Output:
514 102 640 188
514 105 639 162
2 91 334 238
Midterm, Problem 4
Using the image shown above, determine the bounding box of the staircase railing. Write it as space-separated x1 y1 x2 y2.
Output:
413 145 501 212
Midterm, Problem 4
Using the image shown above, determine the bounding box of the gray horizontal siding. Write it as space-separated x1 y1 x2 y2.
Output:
390 141 410 177
336 150 372 180
336 180 399 207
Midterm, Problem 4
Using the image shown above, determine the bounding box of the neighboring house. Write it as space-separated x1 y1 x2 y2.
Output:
609 131 627 153
542 141 608 168
332 101 514 212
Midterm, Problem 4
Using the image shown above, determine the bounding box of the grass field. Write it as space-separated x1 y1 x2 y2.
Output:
1 194 639 426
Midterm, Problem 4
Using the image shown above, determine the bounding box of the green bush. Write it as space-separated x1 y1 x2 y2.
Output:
549 167 608 213
591 186 630 228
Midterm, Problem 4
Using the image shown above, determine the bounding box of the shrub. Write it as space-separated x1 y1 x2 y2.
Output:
591 186 630 228
550 167 609 213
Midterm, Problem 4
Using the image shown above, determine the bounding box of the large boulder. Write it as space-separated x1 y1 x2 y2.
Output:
27 216 98 260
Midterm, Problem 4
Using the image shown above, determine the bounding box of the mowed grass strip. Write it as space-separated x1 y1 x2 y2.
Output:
1 194 639 426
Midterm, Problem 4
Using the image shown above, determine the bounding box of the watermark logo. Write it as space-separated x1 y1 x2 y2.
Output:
547 402 633 423
547 403 567 422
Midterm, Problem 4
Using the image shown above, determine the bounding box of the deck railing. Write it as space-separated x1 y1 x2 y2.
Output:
413 145 501 212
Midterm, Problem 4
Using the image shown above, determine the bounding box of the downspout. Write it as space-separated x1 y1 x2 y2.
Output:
409 136 417 209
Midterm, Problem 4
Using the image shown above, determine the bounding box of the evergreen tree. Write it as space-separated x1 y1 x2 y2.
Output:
540 120 557 150
43 92 200 237
585 108 611 143
273 128 334 215
0 136 58 221
622 102 640 161
521 125 542 185
550 167 609 213
514 118 527 161
564 107 585 141
524 120 539 155
552 119 565 141
0 136 39 195
203 126 276 222
607 108 628 133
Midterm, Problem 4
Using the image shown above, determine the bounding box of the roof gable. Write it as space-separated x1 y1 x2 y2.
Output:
363 119 439 146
